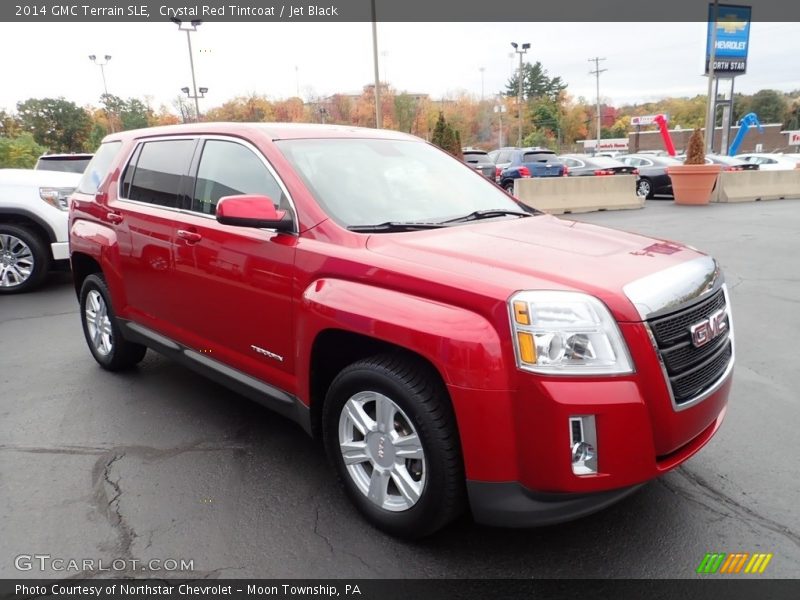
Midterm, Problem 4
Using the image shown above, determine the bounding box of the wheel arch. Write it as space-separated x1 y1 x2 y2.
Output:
0 209 55 245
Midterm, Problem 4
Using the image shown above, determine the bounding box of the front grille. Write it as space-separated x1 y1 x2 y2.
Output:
648 288 732 406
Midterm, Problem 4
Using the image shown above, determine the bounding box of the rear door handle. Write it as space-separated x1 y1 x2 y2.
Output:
106 212 123 224
177 229 202 243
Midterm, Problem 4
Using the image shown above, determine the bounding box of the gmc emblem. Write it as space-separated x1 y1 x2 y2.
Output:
690 309 728 348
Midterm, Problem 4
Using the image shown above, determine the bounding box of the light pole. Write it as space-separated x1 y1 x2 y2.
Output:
371 0 381 129
588 57 607 153
172 17 203 122
89 54 113 132
494 102 507 148
181 86 208 122
511 42 530 147
479 67 485 102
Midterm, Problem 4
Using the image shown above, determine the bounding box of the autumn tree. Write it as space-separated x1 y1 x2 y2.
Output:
16 97 92 152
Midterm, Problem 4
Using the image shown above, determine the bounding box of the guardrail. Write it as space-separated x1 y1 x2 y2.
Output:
712 170 800 203
514 175 644 214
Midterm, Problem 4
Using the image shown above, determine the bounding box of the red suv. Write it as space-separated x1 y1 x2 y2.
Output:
69 123 734 538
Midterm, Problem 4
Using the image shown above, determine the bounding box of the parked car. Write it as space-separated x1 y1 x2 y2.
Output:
734 153 800 170
69 123 733 538
0 168 80 293
35 153 93 174
497 148 566 192
675 154 759 171
559 154 638 177
617 154 684 199
462 148 495 179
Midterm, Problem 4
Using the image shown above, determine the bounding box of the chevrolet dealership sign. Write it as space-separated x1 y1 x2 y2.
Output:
706 3 751 76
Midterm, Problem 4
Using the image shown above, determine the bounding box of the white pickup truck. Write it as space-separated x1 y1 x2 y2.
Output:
0 168 82 293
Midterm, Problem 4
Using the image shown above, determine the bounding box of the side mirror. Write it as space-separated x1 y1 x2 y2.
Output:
216 194 293 231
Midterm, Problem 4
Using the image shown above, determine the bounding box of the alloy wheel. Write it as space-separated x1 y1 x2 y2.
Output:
84 289 114 356
0 234 34 288
338 390 426 512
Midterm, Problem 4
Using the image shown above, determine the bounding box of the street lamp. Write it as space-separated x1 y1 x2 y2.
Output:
511 42 530 146
180 85 208 122
89 54 113 132
494 102 507 148
172 17 203 122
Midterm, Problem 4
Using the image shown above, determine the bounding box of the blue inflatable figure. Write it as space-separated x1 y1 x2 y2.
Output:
728 113 763 156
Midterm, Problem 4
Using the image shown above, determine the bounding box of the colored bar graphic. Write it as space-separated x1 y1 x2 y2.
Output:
698 552 773 574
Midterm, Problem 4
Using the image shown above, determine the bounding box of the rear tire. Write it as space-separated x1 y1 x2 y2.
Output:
79 274 147 371
323 353 464 538
0 224 49 294
636 178 654 199
503 180 515 194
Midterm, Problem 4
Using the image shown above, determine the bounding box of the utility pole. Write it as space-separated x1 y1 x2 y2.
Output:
705 0 720 154
589 57 607 154
479 67 485 101
371 0 382 129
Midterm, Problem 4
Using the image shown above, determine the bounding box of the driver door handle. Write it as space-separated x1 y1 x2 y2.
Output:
177 229 202 244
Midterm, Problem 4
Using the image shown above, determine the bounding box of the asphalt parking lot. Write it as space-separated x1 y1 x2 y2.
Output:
1 199 799 579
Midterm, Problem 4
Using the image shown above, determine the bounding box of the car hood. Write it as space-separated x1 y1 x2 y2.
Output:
366 214 709 322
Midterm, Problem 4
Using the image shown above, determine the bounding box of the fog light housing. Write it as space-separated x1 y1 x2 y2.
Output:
569 416 598 475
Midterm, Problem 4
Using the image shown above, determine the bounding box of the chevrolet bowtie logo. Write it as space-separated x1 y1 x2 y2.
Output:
717 15 747 34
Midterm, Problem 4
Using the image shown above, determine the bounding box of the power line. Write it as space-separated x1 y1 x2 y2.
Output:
588 57 607 151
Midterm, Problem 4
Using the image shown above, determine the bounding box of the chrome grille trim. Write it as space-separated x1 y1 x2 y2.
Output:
644 283 735 412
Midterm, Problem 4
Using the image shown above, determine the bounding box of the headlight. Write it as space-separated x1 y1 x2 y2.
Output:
40 187 74 211
509 290 633 375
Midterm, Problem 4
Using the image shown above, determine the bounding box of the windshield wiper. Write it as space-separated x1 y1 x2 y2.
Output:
441 209 532 224
348 221 450 233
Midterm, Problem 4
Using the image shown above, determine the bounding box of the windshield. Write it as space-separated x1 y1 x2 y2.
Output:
276 138 523 228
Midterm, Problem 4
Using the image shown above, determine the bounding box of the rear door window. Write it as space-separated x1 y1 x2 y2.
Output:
126 139 195 208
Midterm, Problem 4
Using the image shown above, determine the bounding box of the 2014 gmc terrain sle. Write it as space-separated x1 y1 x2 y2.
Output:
69 123 734 538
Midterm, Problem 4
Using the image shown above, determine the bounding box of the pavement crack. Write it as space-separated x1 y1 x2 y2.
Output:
101 452 137 562
313 506 335 554
668 466 800 548
0 310 77 325
312 505 378 574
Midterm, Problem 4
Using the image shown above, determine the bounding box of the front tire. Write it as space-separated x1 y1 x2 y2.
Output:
79 274 147 371
323 354 464 538
0 224 49 294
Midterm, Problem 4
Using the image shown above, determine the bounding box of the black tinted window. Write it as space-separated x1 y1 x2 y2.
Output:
128 140 194 208
463 152 489 163
193 140 285 215
522 152 558 163
38 157 92 174
76 143 121 195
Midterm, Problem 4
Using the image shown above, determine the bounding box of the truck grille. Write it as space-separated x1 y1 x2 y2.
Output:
647 288 732 407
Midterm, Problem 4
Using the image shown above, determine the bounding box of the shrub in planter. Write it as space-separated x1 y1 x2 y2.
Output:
667 128 721 205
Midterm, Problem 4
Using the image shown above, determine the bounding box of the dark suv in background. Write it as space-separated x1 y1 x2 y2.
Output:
490 147 566 192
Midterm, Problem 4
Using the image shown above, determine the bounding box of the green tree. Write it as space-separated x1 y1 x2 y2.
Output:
394 94 419 133
747 89 788 124
431 112 462 158
0 110 21 138
16 97 92 152
0 133 48 168
504 62 567 103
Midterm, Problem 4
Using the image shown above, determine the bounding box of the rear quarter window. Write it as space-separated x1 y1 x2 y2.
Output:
76 143 122 195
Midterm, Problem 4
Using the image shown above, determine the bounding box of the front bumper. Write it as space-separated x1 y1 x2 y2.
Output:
51 241 69 261
468 480 644 527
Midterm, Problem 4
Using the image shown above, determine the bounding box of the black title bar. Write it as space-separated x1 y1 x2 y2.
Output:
1 0 799 22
